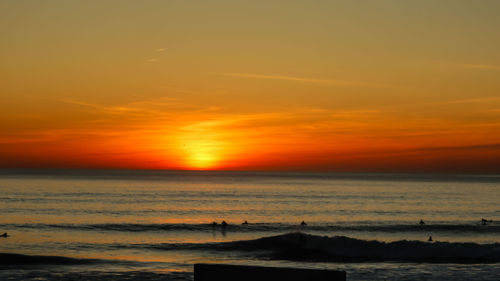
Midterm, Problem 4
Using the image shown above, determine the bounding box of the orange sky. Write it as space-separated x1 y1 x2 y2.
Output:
1 1 500 173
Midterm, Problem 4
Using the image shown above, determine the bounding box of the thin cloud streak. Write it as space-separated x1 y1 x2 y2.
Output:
47 97 185 117
454 63 500 70
218 72 384 87
434 61 500 71
377 96 500 111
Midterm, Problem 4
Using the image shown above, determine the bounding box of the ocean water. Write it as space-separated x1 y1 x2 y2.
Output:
0 169 499 280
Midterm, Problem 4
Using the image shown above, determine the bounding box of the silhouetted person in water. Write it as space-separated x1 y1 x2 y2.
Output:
0 233 8 237
242 220 248 225
211 221 218 226
481 218 492 225
419 219 425 225
428 236 433 242
300 221 307 226
221 220 228 227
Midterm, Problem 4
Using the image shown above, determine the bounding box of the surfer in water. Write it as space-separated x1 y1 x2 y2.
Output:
481 218 493 225
242 220 248 225
221 220 228 227
419 219 425 225
300 221 307 226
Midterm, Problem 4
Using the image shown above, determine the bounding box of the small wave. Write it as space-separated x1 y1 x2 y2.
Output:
8 222 500 234
0 253 100 266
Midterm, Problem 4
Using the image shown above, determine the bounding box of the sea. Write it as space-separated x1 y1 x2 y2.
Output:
0 169 499 281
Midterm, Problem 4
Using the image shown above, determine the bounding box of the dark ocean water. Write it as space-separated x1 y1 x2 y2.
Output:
0 170 499 280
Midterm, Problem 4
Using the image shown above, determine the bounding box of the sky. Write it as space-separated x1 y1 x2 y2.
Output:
1 0 500 172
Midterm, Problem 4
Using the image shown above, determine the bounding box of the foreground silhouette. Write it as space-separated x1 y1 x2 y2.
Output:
194 263 346 281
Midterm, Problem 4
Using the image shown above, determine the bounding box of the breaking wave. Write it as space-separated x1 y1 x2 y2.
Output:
132 233 500 263
2 233 499 265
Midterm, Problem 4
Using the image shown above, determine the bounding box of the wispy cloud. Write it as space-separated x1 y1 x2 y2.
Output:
217 72 384 87
372 96 500 113
331 109 382 119
436 61 500 71
453 63 500 70
403 96 500 108
407 143 500 153
30 96 184 120
439 96 500 105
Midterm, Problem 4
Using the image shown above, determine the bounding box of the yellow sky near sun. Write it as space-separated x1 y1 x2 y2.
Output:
1 0 500 172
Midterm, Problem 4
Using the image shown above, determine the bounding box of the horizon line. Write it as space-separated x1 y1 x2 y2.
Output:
1 167 499 176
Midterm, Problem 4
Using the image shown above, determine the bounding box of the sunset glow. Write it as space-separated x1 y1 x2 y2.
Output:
1 1 499 173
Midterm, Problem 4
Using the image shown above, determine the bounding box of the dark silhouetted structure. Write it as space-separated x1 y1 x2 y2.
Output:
300 221 307 226
194 263 346 281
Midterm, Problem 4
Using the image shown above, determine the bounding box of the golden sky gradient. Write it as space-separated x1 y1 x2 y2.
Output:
1 1 500 172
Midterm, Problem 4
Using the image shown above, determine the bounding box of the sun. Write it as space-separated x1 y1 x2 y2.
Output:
181 138 222 170
175 120 238 170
